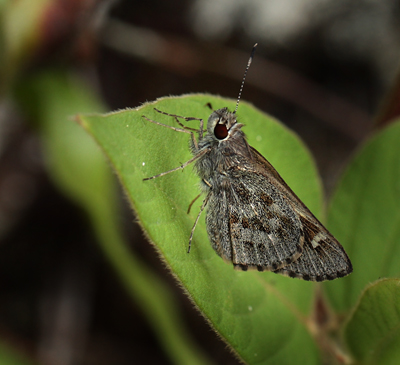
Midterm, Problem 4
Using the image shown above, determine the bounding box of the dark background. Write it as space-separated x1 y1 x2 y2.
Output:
0 0 399 364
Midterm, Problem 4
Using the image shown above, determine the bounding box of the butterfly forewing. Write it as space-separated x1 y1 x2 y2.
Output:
206 167 304 271
247 147 352 280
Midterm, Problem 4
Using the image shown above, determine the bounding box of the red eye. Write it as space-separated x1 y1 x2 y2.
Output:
214 124 228 139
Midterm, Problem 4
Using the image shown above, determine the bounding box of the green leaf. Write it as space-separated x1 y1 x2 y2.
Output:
16 72 210 365
79 94 325 364
324 120 400 312
344 278 400 364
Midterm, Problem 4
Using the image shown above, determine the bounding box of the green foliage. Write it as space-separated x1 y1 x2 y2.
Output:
325 121 400 313
344 278 400 364
16 72 210 365
12 69 400 362
80 95 324 364
79 95 400 364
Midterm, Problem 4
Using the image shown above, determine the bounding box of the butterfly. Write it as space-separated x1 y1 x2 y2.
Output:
143 44 352 281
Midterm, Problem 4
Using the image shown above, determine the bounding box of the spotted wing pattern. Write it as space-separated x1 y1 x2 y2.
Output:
205 146 352 281
206 168 304 271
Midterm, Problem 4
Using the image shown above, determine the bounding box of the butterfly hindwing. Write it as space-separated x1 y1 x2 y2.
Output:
273 214 352 281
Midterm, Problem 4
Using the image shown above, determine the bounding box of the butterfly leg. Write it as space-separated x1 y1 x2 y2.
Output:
142 114 193 134
154 108 205 140
188 191 211 253
154 108 200 131
187 194 201 214
142 112 200 151
187 178 211 213
143 148 210 181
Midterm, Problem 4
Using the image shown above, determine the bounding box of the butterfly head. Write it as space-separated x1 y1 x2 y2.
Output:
207 108 244 141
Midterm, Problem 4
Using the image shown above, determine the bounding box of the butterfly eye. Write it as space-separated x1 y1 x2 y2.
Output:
214 124 228 139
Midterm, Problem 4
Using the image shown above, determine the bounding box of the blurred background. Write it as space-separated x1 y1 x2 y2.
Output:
0 0 399 364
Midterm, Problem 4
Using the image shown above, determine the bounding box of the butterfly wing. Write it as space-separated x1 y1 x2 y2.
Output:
205 145 352 281
250 147 353 281
206 160 304 271
273 215 353 281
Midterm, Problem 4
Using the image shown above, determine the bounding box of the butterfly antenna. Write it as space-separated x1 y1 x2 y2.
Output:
234 43 258 114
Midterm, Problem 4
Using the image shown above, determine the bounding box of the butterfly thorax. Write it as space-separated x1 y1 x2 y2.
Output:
193 108 252 192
